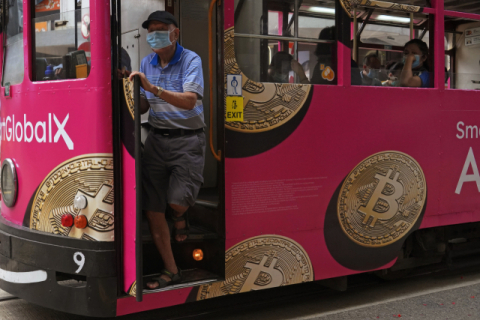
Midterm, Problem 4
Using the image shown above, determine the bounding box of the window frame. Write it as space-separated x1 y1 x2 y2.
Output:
234 0 336 84
2 0 25 87
30 0 91 82
443 14 480 90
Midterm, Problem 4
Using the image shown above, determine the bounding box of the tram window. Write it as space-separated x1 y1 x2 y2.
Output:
3 0 25 86
31 0 91 81
352 9 432 88
234 0 336 85
445 18 480 90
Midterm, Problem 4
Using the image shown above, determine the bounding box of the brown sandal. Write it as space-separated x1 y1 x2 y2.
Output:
171 212 190 243
147 268 182 290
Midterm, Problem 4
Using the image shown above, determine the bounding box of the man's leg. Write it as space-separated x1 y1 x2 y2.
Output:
145 210 179 289
170 203 189 242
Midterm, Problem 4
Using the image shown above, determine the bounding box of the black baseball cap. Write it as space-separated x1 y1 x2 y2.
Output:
142 11 178 29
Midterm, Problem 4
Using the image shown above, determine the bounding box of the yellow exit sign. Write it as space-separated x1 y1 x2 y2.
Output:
226 96 244 122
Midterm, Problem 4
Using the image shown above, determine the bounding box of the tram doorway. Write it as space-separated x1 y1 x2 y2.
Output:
114 0 225 297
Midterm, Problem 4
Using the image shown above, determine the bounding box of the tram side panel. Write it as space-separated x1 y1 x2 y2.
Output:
208 0 479 301
220 87 480 295
435 94 480 225
0 0 118 317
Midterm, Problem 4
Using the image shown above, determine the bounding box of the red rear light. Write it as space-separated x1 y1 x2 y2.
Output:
61 214 74 227
74 215 88 229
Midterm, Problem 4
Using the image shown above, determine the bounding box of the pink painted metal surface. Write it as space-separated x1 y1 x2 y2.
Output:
122 146 136 294
1 0 478 316
0 0 113 227
118 0 480 315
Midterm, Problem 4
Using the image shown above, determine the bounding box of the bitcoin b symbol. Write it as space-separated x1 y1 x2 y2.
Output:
240 256 283 292
337 152 427 248
196 235 313 300
358 169 404 227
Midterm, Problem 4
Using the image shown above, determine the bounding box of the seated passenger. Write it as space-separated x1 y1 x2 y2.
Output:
382 62 403 87
360 52 386 86
268 51 309 84
399 39 430 88
311 26 336 85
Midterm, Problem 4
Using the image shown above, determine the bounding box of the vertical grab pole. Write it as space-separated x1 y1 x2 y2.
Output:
209 0 222 162
293 0 299 82
134 75 143 302
410 13 414 39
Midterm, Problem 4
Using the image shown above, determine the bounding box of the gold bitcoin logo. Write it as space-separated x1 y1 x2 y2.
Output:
30 154 114 242
123 78 135 120
337 151 427 248
196 235 313 300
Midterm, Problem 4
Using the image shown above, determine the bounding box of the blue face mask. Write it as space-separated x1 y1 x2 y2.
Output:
403 55 422 68
146 31 172 50
367 69 379 79
391 80 399 87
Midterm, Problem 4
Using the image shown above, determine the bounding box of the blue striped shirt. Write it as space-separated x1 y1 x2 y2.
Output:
140 44 205 130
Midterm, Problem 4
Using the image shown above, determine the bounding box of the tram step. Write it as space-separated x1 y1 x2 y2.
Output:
142 268 222 294
195 199 219 209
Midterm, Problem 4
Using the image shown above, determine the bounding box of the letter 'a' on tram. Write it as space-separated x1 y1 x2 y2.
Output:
0 0 479 317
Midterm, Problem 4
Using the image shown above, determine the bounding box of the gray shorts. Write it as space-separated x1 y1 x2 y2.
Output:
142 130 206 213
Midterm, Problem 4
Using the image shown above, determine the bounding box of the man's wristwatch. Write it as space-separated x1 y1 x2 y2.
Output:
155 86 164 98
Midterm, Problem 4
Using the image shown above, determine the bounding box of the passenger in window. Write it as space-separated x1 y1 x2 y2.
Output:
311 26 336 85
128 11 205 290
310 26 362 85
399 39 430 88
268 52 309 84
360 53 386 86
382 62 404 87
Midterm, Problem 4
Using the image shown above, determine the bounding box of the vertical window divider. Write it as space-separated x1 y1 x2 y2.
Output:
432 0 445 91
1 0 6 86
293 0 299 83
336 0 351 87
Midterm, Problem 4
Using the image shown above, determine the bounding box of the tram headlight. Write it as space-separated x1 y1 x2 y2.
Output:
1 159 18 208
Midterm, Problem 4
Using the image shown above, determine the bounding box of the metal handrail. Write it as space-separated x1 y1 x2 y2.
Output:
134 75 143 302
208 0 222 162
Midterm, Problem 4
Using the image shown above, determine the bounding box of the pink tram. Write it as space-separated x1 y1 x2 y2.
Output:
0 0 479 317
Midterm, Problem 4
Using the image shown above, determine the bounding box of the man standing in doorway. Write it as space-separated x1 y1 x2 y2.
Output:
129 11 205 290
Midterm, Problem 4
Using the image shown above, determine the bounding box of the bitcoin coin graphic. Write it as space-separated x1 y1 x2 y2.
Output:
128 281 136 297
30 154 114 242
123 78 135 120
224 28 311 133
337 151 427 248
197 235 313 300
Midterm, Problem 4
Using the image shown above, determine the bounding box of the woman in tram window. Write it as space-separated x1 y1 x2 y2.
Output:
399 39 431 88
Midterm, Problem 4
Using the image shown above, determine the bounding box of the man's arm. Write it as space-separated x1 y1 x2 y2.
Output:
129 71 198 110
400 54 422 87
152 88 198 110
140 96 150 114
